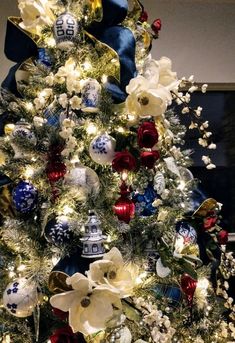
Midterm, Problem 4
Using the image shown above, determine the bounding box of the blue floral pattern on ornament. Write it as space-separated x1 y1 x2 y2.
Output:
92 136 110 155
12 181 38 214
132 184 159 217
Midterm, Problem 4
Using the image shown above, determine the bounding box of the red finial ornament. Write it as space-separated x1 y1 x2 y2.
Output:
180 274 197 307
113 182 135 223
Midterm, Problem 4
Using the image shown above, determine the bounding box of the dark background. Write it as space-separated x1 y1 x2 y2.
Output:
180 90 235 231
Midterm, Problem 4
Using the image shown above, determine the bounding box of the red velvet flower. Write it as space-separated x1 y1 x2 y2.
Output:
217 230 228 245
151 18 162 35
112 151 137 173
140 151 160 169
139 10 148 22
50 326 82 343
138 122 159 148
52 307 68 321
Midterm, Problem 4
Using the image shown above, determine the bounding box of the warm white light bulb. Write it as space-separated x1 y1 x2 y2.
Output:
86 123 98 135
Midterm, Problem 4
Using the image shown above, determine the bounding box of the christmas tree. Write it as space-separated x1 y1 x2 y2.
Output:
0 0 235 342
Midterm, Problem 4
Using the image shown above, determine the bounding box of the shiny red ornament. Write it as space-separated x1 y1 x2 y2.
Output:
113 182 135 223
46 161 66 183
217 230 228 245
180 274 197 307
151 18 162 36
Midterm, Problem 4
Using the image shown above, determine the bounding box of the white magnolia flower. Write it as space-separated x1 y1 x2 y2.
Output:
56 58 81 93
188 75 194 82
50 273 122 335
62 119 75 128
33 116 47 127
126 86 171 118
58 93 68 108
87 247 134 298
157 209 168 222
70 96 82 110
18 0 55 35
195 106 203 116
59 127 73 139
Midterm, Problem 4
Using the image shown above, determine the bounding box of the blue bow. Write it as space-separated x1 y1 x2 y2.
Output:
2 0 137 103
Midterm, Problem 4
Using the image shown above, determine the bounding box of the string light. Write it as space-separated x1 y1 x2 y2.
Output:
17 264 26 272
24 166 34 179
101 74 108 83
117 127 125 133
121 171 128 181
86 123 98 135
82 60 92 71
62 205 74 216
45 37 56 47
24 102 34 111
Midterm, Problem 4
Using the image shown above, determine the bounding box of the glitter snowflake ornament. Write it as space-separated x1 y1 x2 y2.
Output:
44 215 74 246
3 278 39 318
12 181 38 214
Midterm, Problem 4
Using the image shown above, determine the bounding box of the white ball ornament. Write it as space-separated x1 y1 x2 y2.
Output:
3 278 39 318
53 12 79 50
89 133 116 165
64 163 100 196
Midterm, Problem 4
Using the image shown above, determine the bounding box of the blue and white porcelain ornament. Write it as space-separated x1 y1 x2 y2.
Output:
12 181 38 214
89 133 116 165
53 12 79 50
133 183 159 217
175 220 197 244
81 78 101 113
37 48 52 68
3 278 39 317
11 120 37 159
64 163 100 197
44 215 74 246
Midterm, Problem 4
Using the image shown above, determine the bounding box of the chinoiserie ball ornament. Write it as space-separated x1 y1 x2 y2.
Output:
89 133 116 165
64 163 100 197
53 12 79 50
12 181 38 214
176 220 197 244
132 183 158 217
12 120 37 146
44 215 74 246
3 278 39 317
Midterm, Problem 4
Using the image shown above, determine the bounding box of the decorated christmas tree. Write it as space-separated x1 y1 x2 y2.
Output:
0 0 235 342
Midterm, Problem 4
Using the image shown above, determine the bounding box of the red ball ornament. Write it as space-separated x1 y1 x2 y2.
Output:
181 274 197 307
113 182 135 223
46 161 66 183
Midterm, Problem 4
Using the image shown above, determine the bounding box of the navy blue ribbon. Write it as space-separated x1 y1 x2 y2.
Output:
2 0 136 103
